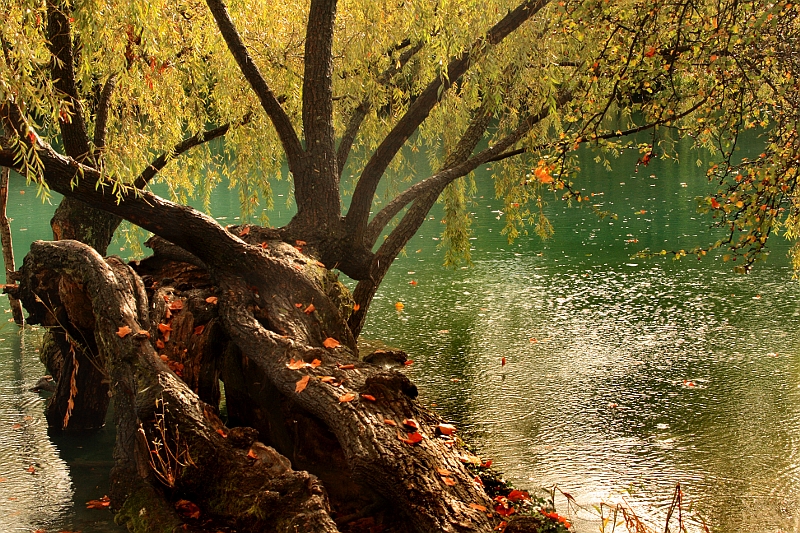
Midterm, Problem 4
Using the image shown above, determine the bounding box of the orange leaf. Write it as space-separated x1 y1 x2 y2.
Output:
157 323 172 334
260 241 269 249
319 376 336 383
437 423 456 435
338 392 356 403
436 467 451 476
315 260 326 268
205 296 218 304
86 495 111 509
26 465 35 473
353 303 361 311
360 394 376 401
398 431 423 445
175 499 201 519
169 300 183 311
323 338 341 349
194 325 205 335
295 240 307 246
295 303 303 308
138 330 150 338
287 359 307 370
247 449 258 459
159 354 168 362
295 375 310 393
216 429 227 438
409 280 417 286
442 477 456 486
469 503 488 512
239 225 250 236
337 363 355 370
507 489 530 502
395 302 405 311
310 359 322 368
402 419 419 430
304 303 316 314
11 423 21 429
404 360 414 366
116 325 132 338
383 419 397 426
156 339 165 350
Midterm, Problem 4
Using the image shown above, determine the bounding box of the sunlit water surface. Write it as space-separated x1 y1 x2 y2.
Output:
1 142 799 532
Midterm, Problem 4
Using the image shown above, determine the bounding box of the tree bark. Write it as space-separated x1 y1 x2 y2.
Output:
0 167 23 324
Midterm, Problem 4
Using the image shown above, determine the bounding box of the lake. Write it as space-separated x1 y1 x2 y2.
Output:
1 140 798 533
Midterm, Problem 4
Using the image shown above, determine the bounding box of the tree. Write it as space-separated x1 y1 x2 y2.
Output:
0 0 797 531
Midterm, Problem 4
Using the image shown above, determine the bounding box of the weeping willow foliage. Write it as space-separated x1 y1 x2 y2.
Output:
0 0 797 270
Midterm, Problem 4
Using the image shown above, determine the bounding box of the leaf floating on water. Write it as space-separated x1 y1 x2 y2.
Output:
295 375 310 393
409 280 417 286
116 326 132 338
403 360 414 366
338 392 356 403
323 338 341 349
26 465 35 473
205 296 218 304
395 302 405 311
86 495 111 509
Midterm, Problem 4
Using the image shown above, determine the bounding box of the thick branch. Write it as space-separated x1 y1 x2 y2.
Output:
345 0 549 241
47 1 92 161
205 0 303 171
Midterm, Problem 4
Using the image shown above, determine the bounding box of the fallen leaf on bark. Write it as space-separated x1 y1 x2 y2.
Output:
294 303 303 308
304 304 316 314
156 339 165 349
494 521 508 532
353 303 360 311
437 423 456 435
247 448 258 459
402 419 419 430
116 326 132 338
260 241 269 249
86 495 110 509
436 467 451 476
383 419 397 426
175 499 201 519
239 225 250 236
507 489 530 502
287 359 307 370
323 338 341 349
442 477 456 486
337 363 354 369
397 431 423 445
194 325 205 335
169 300 183 311
360 394 376 401
310 359 322 368
295 375 310 393
469 503 487 511
205 296 218 304
338 392 356 403
319 376 336 383
137 330 150 338
216 429 227 438
157 322 172 335
295 240 306 246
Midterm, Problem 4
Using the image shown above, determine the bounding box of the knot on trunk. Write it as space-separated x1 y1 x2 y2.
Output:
363 370 418 400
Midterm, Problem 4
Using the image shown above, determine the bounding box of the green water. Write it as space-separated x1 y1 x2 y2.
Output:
1 141 799 533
